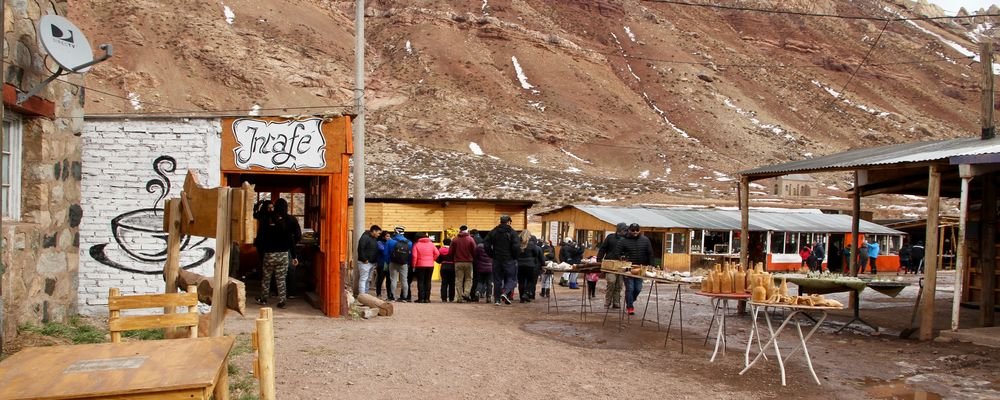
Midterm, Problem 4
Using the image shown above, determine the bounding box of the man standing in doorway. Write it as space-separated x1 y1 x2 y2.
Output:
356 225 382 297
598 222 628 309
451 225 477 302
484 215 521 305
866 237 880 275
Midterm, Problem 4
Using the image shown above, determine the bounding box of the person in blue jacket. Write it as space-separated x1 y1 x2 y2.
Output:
866 238 880 275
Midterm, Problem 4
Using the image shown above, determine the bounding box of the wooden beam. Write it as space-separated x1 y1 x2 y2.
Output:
920 165 942 340
740 177 749 269
163 198 183 338
980 173 997 327
209 188 233 338
982 41 996 140
953 173 971 331
850 171 861 277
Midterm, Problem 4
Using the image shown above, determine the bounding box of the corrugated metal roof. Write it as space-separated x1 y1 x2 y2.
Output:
740 137 1000 177
573 205 902 234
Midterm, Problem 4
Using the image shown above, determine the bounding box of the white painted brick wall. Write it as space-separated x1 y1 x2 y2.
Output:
78 118 222 315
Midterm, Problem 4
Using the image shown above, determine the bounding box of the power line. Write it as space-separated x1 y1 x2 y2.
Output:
641 0 1000 21
805 19 892 134
596 48 973 69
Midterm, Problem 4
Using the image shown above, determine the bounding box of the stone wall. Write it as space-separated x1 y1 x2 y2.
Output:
77 118 220 315
1 0 87 345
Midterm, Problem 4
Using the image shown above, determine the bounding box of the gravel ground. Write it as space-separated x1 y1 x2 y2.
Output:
224 271 1000 399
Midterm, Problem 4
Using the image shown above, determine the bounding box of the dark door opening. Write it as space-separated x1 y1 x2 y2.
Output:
226 173 325 311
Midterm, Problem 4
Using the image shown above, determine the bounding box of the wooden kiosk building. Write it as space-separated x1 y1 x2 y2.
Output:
221 116 353 317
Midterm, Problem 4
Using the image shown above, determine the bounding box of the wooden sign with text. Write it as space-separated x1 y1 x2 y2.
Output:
221 116 350 174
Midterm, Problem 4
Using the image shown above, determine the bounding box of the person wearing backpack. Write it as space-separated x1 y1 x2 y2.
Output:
385 226 412 302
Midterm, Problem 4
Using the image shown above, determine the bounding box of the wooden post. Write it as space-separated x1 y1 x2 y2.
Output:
920 164 942 340
981 42 995 140
980 173 997 327
953 167 972 332
256 307 276 400
209 188 233 338
109 288 122 343
850 171 861 277
739 177 750 269
163 198 184 338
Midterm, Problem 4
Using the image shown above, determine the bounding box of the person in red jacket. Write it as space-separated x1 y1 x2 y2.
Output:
450 225 477 302
410 234 440 303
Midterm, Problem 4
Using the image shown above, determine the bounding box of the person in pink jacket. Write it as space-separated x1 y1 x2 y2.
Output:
410 234 440 303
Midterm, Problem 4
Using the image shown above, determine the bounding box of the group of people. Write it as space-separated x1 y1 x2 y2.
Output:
841 237 882 274
798 241 826 271
356 216 655 314
357 216 551 305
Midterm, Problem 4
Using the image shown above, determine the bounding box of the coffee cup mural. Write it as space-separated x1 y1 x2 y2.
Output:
90 155 214 274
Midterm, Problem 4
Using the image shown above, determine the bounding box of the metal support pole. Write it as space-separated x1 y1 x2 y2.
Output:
351 0 366 301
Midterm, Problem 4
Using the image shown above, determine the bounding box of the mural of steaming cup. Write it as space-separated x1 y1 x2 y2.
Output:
90 208 214 274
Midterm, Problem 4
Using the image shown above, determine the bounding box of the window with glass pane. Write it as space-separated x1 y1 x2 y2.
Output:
770 232 785 254
671 232 688 254
2 117 21 220
691 229 703 253
784 232 798 254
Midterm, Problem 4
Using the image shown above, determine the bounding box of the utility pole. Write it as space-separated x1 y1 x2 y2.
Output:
351 0 366 305
980 41 997 327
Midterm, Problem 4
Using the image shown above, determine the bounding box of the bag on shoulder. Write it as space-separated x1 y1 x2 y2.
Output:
390 240 410 264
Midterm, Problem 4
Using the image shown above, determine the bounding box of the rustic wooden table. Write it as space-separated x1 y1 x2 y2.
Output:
0 336 235 400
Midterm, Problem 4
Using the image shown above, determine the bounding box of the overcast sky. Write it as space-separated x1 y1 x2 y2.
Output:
933 0 998 14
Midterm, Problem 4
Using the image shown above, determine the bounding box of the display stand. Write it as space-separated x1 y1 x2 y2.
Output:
740 302 843 386
600 272 687 353
695 292 754 362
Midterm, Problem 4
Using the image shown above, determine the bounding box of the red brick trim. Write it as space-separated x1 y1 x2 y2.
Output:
2 83 56 119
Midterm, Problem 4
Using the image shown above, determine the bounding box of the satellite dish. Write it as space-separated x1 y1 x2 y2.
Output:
18 14 111 104
38 15 94 72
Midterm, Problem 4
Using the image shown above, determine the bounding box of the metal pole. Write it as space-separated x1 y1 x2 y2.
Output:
0 0 6 354
351 0 366 299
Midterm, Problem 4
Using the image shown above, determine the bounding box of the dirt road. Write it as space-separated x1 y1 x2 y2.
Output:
226 272 1000 399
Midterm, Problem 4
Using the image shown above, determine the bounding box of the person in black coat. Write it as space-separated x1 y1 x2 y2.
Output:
610 223 654 315
484 215 522 305
356 224 382 296
516 234 545 302
559 239 584 289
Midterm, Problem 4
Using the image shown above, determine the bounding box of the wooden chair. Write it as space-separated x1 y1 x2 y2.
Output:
108 285 199 343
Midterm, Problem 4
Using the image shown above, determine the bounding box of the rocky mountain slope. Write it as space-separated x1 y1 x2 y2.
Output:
69 0 1000 216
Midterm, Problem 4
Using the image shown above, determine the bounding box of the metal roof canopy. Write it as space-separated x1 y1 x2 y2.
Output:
737 134 1000 340
740 137 1000 180
554 205 902 234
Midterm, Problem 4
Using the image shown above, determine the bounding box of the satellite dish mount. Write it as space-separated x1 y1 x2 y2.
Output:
18 14 112 104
